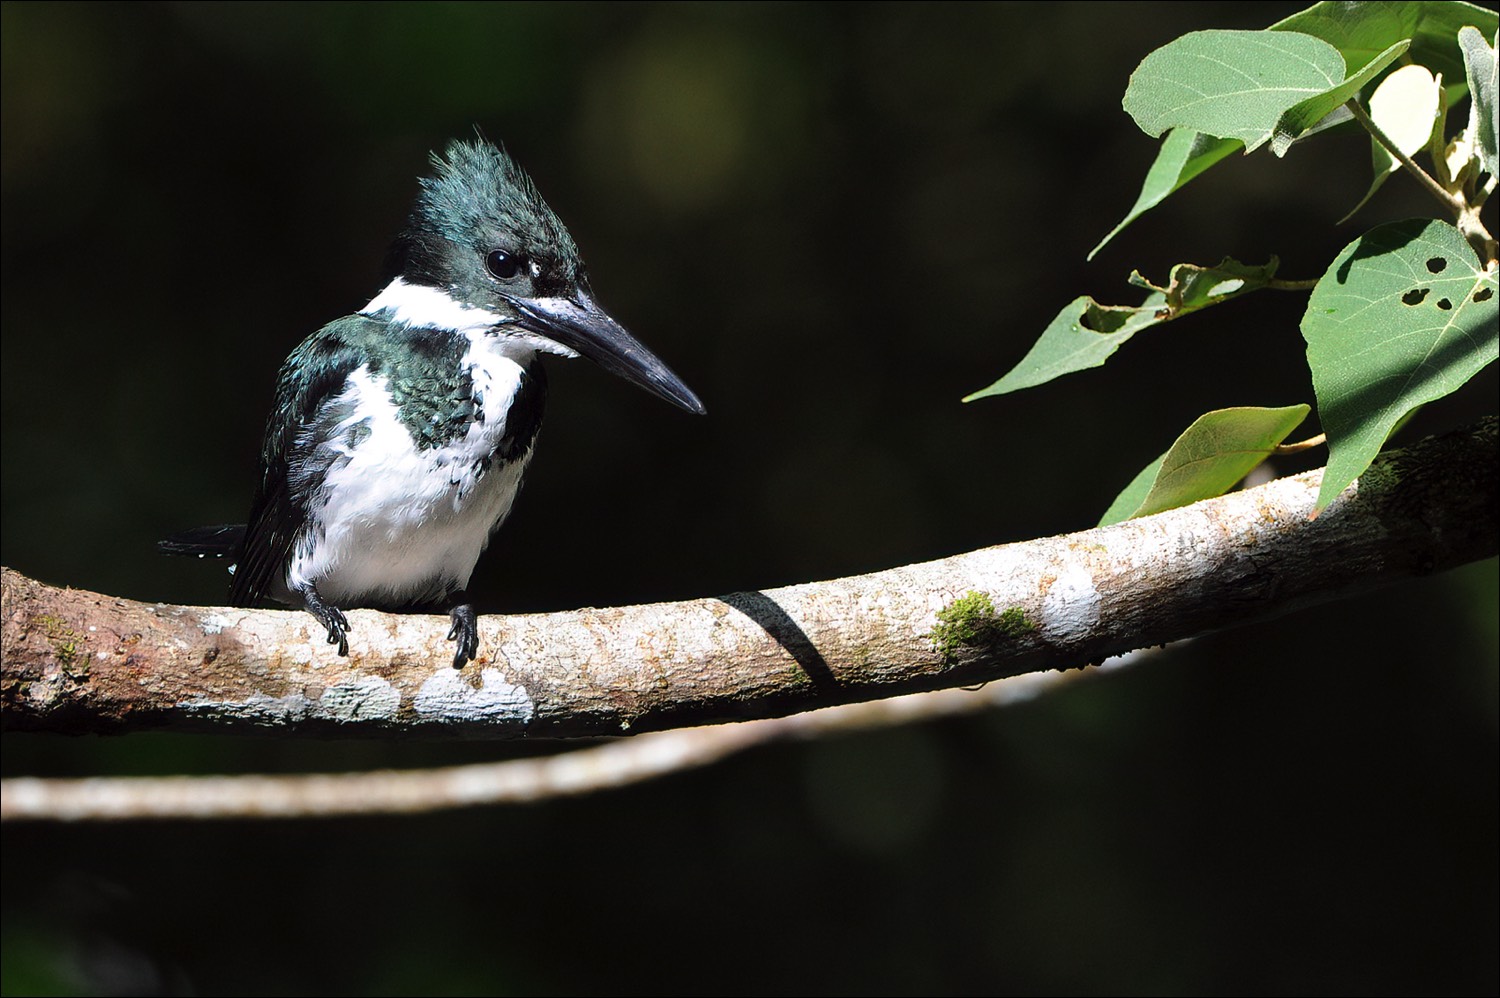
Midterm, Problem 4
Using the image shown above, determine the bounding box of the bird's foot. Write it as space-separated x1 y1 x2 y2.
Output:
447 595 479 668
296 582 350 656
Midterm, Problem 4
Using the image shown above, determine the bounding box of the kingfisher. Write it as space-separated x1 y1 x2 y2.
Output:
162 137 705 667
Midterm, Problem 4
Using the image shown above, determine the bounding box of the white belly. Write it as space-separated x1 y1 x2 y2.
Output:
286 353 534 608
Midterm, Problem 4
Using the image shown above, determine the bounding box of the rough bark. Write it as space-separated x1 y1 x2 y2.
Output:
3 418 1495 740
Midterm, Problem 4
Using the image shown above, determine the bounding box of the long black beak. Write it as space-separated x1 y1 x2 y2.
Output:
506 290 706 415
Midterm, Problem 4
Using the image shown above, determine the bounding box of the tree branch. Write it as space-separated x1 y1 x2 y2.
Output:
3 419 1495 741
0 663 1125 821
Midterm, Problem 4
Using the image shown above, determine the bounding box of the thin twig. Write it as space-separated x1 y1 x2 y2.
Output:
1274 433 1327 455
1346 99 1465 217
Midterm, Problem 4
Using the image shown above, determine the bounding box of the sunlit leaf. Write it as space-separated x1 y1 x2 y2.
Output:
1342 63 1443 220
1303 218 1499 512
1123 30 1345 153
1443 130 1478 187
1370 64 1444 172
1098 405 1312 527
1098 3 1499 255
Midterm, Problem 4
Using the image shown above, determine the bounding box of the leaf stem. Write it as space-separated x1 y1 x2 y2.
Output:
1266 278 1319 291
1345 99 1464 217
1274 433 1326 455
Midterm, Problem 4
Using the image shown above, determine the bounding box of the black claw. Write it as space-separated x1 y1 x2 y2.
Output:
447 600 479 668
296 582 350 657
326 622 349 656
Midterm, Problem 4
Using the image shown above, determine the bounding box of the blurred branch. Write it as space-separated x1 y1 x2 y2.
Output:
3 419 1495 753
0 665 1123 821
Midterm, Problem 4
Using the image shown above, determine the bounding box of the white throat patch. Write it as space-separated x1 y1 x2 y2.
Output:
360 277 580 360
362 277 503 333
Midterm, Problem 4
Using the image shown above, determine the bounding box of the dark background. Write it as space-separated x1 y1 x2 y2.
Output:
3 3 1495 995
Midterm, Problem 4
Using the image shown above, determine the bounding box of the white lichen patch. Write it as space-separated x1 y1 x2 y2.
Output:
179 691 316 725
179 676 401 727
319 676 400 721
198 613 232 635
1039 562 1101 645
414 667 534 725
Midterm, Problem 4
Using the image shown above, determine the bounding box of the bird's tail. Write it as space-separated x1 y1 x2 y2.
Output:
157 524 246 559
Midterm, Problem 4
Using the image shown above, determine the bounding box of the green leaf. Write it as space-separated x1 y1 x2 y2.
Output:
1303 218 1499 512
1098 4 1498 256
1270 39 1409 156
1089 129 1240 260
1123 30 1345 153
1098 405 1312 527
1342 63 1444 221
1458 26 1498 178
1129 257 1281 317
965 258 1278 400
1273 1 1497 103
962 293 1164 400
1099 454 1166 528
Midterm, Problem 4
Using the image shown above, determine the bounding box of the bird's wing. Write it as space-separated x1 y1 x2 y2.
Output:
229 315 386 607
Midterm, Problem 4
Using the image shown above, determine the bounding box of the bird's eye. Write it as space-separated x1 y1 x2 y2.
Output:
486 250 523 281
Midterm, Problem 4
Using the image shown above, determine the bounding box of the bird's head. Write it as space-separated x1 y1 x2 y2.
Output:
381 137 705 415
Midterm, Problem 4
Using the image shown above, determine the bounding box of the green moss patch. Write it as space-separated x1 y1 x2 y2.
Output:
35 613 87 674
930 592 1034 663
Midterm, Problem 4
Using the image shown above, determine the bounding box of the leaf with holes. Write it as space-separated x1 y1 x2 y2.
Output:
1123 30 1346 153
965 258 1277 400
1303 218 1499 512
1129 257 1281 319
962 293 1165 400
1098 405 1311 527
